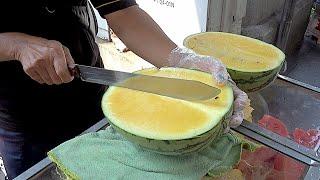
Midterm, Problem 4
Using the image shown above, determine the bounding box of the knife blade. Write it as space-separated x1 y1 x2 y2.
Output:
70 64 221 101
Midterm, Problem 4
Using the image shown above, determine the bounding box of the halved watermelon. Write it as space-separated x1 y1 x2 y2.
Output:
183 32 285 92
102 67 233 155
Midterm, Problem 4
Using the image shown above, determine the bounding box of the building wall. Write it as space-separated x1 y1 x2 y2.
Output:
241 0 284 45
239 0 313 55
242 0 285 26
283 0 314 54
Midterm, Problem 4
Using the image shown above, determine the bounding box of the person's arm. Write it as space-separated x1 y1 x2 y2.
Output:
105 5 176 68
0 32 74 84
0 33 19 61
104 5 230 84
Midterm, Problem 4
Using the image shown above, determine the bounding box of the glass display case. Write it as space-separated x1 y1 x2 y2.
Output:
14 76 320 180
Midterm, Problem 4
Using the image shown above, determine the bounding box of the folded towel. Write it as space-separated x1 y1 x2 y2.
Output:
48 126 256 180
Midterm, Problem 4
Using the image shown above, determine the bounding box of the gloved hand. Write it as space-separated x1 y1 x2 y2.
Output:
167 47 249 128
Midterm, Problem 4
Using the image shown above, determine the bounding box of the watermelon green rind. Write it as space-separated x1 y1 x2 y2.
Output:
228 62 283 92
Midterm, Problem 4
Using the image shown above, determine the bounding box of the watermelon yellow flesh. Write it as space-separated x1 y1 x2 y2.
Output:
183 32 285 92
101 68 233 155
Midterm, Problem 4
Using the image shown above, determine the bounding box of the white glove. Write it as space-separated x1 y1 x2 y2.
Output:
167 47 249 128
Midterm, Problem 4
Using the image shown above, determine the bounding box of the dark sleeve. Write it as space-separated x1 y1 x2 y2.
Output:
91 0 137 16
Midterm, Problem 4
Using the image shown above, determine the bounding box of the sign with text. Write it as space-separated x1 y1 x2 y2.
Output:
136 0 208 46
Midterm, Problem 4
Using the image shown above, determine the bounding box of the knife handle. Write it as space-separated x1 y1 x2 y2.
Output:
68 64 81 78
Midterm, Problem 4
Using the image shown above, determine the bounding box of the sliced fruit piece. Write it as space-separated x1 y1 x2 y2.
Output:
258 115 289 137
293 128 320 148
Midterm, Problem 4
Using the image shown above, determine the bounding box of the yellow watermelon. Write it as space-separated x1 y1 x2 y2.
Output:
183 32 285 92
101 67 234 155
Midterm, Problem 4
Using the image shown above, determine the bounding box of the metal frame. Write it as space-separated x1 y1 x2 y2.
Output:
305 166 320 180
275 75 320 179
277 74 320 179
14 120 108 180
278 74 320 93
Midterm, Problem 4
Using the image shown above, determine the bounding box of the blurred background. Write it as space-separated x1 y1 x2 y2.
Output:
94 0 320 88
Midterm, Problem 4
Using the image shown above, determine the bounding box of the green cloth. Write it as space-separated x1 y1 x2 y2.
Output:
48 126 256 180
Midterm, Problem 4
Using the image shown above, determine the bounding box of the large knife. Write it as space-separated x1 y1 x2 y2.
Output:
70 64 221 101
